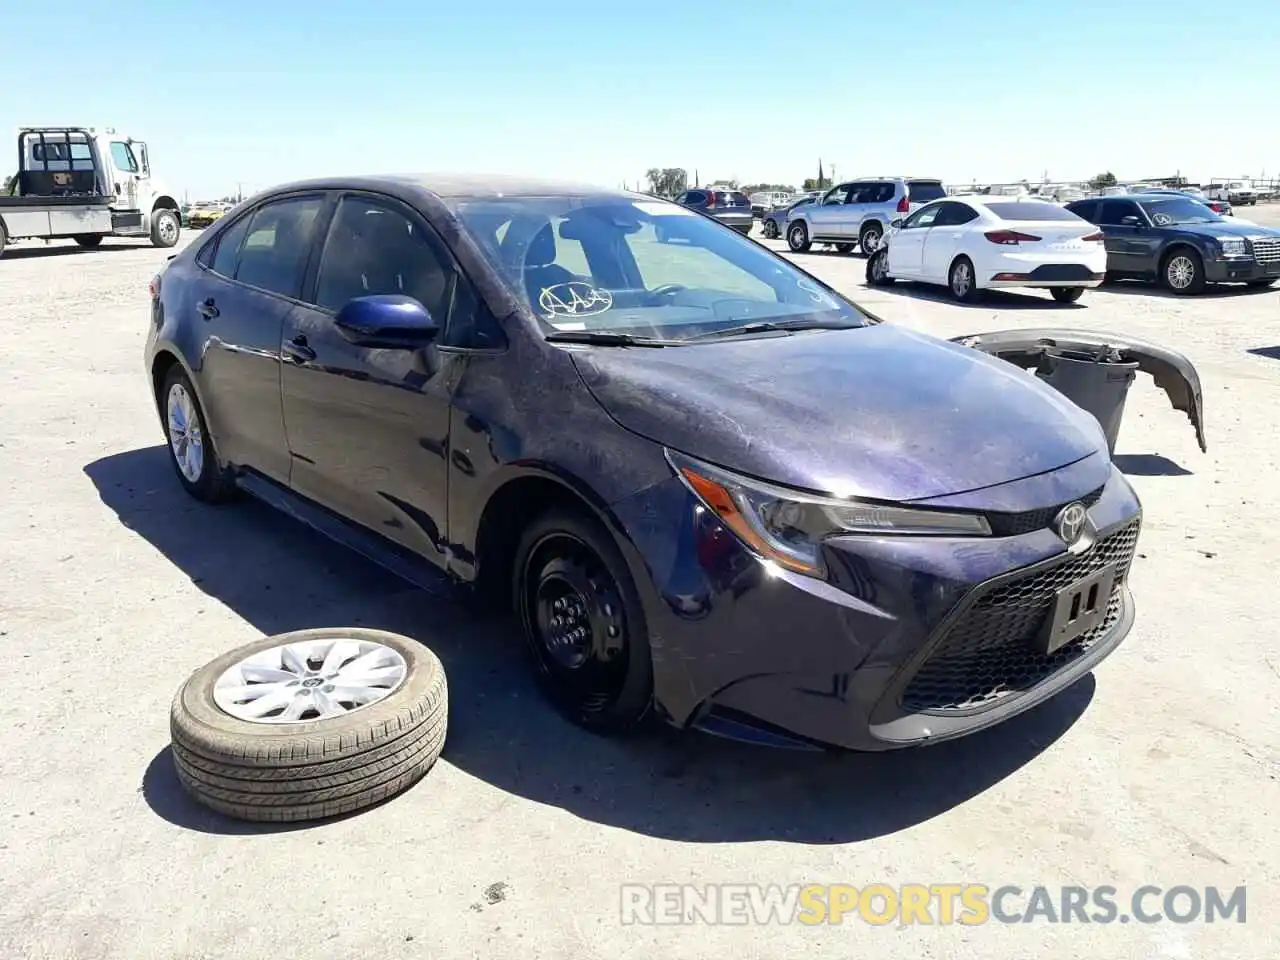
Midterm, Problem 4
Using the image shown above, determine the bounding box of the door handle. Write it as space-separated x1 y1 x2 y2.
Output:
282 335 316 364
196 298 219 320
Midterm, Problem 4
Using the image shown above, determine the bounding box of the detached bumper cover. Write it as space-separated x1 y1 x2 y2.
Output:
952 328 1206 453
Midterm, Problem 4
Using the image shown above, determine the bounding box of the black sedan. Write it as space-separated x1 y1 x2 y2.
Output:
1065 195 1280 294
146 173 1144 751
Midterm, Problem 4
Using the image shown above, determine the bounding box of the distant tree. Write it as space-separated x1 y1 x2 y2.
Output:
802 177 832 192
741 182 797 194
644 167 689 198
2 172 15 196
1090 171 1118 189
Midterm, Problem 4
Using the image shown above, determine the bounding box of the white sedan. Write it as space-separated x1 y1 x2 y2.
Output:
866 195 1107 304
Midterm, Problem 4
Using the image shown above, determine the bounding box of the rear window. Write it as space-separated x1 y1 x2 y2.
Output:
907 180 947 203
985 202 1085 221
713 191 750 205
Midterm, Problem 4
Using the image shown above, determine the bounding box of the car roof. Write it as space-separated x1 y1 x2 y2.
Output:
249 172 638 202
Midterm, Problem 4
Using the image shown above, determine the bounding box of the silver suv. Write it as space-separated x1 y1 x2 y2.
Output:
785 177 947 255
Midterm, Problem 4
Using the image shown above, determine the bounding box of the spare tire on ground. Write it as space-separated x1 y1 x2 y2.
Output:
170 627 447 823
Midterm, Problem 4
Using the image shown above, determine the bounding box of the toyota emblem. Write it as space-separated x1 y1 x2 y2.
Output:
1054 502 1088 545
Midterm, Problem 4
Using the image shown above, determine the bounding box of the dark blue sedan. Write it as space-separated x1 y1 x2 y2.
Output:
145 173 1143 750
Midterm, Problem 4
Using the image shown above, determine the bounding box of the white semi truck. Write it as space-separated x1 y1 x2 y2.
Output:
0 126 182 257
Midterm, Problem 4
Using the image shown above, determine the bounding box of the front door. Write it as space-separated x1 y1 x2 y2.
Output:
1096 199 1151 274
108 140 141 211
280 191 466 567
807 183 853 238
888 202 944 278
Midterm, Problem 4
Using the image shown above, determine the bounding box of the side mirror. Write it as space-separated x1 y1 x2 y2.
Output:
1121 215 1142 227
890 218 905 229
333 295 439 349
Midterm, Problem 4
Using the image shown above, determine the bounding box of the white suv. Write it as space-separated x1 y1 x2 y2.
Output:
785 177 947 255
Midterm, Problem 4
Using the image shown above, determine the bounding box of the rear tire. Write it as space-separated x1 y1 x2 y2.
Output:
74 234 103 248
150 209 181 248
1050 286 1084 303
513 508 653 734
0 220 7 258
948 256 982 303
1161 247 1205 295
859 222 883 255
762 220 779 239
161 365 234 503
787 220 811 252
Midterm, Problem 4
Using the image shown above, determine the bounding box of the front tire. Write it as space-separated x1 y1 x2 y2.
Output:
514 508 653 734
150 209 181 248
74 234 103 248
1161 248 1205 295
787 220 812 252
1050 286 1084 303
762 220 779 239
866 248 894 286
161 366 233 503
949 256 982 302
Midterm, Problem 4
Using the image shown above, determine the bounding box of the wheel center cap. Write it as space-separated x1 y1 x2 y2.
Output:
301 677 324 688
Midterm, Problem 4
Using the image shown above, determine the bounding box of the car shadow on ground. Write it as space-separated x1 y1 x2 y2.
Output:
1112 453 1192 477
0 243 137 259
876 282 1084 310
1100 279 1277 299
88 445 1094 844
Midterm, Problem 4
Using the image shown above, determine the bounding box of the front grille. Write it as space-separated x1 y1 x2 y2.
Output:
1251 238 1280 264
984 487 1104 537
901 518 1140 713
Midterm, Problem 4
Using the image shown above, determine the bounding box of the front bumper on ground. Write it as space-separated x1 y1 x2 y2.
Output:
1204 256 1280 283
612 458 1142 751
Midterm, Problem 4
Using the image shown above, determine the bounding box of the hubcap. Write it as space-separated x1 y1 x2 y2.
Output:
953 262 971 296
1167 256 1195 290
166 383 204 482
213 637 408 724
524 536 628 711
158 215 178 243
862 230 881 252
790 225 804 247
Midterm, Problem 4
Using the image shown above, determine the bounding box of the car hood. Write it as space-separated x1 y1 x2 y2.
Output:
1163 220 1280 240
570 323 1106 502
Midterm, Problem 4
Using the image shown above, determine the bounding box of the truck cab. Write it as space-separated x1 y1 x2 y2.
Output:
0 126 181 255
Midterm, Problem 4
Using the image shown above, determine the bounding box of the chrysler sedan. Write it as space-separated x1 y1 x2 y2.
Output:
145 174 1143 750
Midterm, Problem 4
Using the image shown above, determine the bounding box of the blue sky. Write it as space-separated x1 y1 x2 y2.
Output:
4 0 1275 199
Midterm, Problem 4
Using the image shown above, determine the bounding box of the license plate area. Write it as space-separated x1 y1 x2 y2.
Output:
1038 563 1117 655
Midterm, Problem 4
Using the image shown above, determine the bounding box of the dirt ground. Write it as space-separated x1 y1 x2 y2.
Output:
1 206 1277 960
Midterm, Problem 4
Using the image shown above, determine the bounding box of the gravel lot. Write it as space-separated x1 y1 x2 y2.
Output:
1 207 1278 960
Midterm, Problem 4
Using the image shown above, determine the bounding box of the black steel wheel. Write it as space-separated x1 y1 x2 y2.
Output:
514 509 652 733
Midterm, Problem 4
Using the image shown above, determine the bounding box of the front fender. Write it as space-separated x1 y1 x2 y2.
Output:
951 328 1206 453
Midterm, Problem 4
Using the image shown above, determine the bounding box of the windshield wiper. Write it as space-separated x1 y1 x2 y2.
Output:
544 330 672 347
682 319 863 341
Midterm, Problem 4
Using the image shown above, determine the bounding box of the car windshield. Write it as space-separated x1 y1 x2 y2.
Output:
451 195 868 342
1137 198 1221 225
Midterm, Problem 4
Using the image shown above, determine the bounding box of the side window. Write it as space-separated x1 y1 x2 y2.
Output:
1099 200 1139 225
210 214 252 277
1067 200 1100 223
314 195 501 349
685 190 706 206
903 203 943 228
935 202 979 226
234 196 325 297
822 183 852 204
109 142 139 173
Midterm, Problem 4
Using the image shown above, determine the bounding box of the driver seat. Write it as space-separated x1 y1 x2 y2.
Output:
523 223 577 311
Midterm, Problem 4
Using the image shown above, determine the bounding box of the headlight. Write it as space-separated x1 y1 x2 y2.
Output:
1217 237 1247 257
667 450 992 577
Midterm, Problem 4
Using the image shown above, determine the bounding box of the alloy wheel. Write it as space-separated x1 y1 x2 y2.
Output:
1166 255 1196 290
951 261 972 297
166 383 204 482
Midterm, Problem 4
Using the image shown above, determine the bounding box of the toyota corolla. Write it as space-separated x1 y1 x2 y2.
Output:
145 174 1143 750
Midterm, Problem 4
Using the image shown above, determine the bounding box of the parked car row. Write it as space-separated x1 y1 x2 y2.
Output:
862 190 1280 302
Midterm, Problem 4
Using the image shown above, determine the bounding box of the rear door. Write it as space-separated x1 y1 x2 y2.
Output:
922 201 980 281
280 191 481 567
188 194 327 482
844 181 893 236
